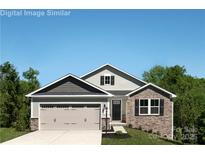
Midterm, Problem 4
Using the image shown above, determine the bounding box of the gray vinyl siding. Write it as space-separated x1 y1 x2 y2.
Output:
32 97 108 102
31 102 39 118
107 90 132 95
31 97 108 118
35 76 105 95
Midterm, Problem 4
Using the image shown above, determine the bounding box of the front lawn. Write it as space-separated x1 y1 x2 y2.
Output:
0 128 30 143
102 127 180 145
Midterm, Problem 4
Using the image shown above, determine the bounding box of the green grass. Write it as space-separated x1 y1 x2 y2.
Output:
102 127 180 145
0 128 30 143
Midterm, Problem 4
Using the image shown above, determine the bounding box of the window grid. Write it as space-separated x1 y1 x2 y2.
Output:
104 75 111 85
139 98 160 115
139 99 149 114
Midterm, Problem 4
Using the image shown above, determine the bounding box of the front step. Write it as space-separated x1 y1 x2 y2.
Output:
112 126 127 134
110 121 127 127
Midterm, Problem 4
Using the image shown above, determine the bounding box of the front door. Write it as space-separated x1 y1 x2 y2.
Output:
112 100 121 120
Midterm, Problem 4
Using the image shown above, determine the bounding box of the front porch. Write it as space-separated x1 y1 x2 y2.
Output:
110 121 127 127
101 96 128 131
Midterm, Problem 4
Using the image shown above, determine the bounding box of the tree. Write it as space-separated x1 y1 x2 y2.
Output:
143 65 187 94
143 65 166 86
15 67 40 130
0 62 20 127
16 103 29 131
0 62 40 130
22 67 40 91
143 65 205 144
198 112 205 144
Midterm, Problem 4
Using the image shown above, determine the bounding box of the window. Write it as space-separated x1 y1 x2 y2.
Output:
100 75 115 85
151 99 160 114
139 99 160 115
105 75 111 84
139 99 148 114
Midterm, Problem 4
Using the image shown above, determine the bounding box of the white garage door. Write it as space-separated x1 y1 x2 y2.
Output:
40 104 100 130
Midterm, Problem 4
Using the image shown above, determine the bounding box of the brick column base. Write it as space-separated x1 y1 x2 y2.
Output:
30 118 38 131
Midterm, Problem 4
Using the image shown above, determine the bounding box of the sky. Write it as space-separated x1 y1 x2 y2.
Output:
0 10 205 85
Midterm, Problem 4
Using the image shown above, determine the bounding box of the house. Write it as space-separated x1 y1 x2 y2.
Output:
26 64 176 139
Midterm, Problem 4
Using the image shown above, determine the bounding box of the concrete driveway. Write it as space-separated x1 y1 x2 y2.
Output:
2 130 102 145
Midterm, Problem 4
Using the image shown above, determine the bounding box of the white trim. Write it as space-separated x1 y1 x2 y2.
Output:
150 98 160 115
171 100 174 140
138 98 149 115
104 75 111 85
111 99 122 121
38 101 108 130
26 74 113 97
104 73 111 76
31 98 33 118
81 63 147 84
126 83 177 98
28 95 113 98
138 98 160 116
101 101 111 118
38 103 40 130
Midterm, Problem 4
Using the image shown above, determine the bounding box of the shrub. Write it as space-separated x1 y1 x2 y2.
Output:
148 129 153 133
157 131 161 136
116 130 123 135
16 104 29 131
128 124 132 128
175 127 182 142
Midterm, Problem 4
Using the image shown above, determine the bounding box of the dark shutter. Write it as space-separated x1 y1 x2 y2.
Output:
160 99 164 116
135 99 139 116
100 76 104 85
111 76 115 85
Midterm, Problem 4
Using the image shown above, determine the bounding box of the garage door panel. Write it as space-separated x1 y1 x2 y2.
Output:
40 104 100 130
54 108 71 130
83 108 100 130
68 108 84 130
58 108 84 130
40 108 56 130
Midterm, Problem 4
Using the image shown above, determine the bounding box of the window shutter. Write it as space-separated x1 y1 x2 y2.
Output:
160 99 164 116
135 99 139 116
100 76 104 85
111 76 115 85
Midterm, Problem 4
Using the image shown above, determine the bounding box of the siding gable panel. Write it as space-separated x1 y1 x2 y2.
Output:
84 69 142 91
35 76 106 95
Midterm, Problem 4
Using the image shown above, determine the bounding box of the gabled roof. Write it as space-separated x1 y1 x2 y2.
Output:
81 63 147 86
26 74 113 97
126 83 177 98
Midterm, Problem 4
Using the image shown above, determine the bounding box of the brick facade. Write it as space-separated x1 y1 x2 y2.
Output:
126 87 173 139
30 118 38 131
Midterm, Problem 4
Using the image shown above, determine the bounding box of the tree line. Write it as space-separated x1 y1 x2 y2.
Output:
0 61 205 144
0 62 40 131
143 65 205 144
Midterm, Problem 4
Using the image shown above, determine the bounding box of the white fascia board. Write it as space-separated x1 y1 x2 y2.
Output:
126 83 177 98
26 73 73 97
26 95 113 98
26 73 113 97
71 74 113 96
80 63 109 78
81 63 147 84
126 84 148 96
